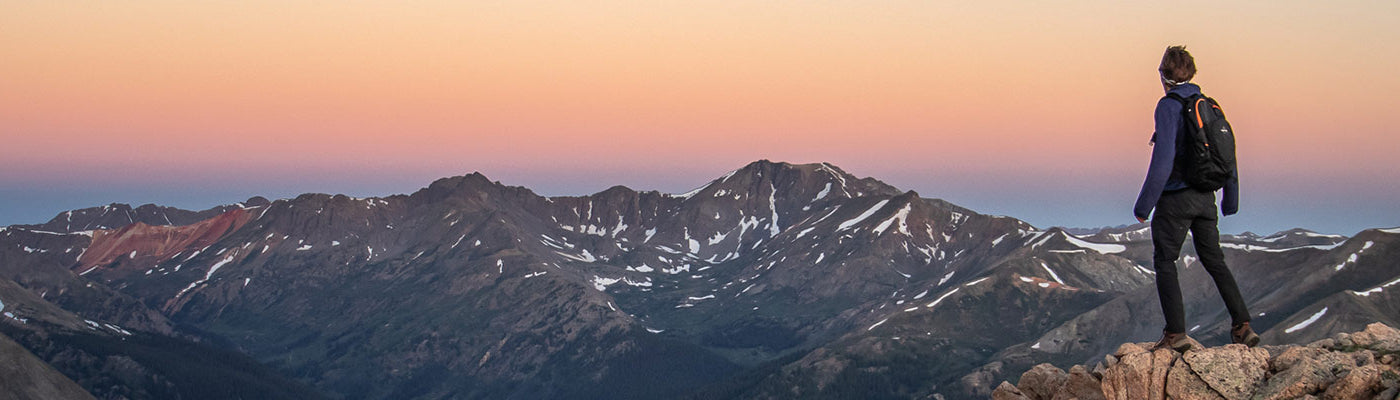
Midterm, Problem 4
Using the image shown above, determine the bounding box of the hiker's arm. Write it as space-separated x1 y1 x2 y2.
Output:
1133 98 1181 220
1221 170 1239 216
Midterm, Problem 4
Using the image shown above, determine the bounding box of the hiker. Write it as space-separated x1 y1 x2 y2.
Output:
1133 45 1259 351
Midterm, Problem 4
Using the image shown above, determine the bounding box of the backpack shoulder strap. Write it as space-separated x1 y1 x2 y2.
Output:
1167 93 1210 129
1165 92 1207 108
1164 92 1188 104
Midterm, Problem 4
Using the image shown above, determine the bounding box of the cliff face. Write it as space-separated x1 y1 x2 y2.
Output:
993 323 1400 400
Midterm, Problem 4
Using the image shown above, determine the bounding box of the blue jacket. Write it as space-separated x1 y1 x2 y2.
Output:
1133 83 1239 220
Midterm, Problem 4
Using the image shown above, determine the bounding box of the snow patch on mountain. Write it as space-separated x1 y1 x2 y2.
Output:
555 249 597 263
1284 307 1328 334
1333 241 1374 271
868 318 889 331
925 288 960 309
708 230 729 246
939 271 955 286
1220 242 1344 252
872 203 912 236
1353 276 1400 297
1063 234 1125 254
1039 260 1065 285
813 182 832 203
175 255 236 299
768 183 781 237
991 234 1008 246
685 228 700 254
838 199 890 231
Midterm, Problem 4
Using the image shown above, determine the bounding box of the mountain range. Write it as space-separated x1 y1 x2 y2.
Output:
1 160 1396 399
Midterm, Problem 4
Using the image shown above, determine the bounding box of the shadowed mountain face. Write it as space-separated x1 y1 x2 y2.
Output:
1 160 1394 399
0 331 95 400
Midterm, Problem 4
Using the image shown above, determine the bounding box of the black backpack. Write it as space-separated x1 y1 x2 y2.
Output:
1167 92 1236 191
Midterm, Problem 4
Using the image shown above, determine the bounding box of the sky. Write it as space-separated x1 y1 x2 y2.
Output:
2 1 1398 236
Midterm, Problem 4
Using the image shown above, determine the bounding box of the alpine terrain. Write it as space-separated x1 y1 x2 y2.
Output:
1 160 1396 399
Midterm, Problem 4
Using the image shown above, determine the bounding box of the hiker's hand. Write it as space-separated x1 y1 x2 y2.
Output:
1136 216 1147 224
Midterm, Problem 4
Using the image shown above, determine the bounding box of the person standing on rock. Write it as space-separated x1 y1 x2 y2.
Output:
1133 45 1260 351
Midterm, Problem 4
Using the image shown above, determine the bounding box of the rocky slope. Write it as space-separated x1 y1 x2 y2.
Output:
993 322 1400 400
0 256 325 399
1 160 1396 399
0 331 95 400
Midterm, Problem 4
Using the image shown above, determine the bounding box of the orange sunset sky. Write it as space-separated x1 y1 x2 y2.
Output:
2 1 1398 235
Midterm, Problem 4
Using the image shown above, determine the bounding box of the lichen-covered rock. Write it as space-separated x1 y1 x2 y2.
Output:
993 381 1031 400
1256 358 1327 399
1114 342 1148 358
1180 344 1268 399
1272 346 1329 372
1350 323 1400 353
1013 325 1400 400
1322 364 1382 400
1018 363 1069 400
1164 358 1223 400
1101 345 1177 400
1354 350 1377 367
1051 365 1105 400
1309 338 1336 349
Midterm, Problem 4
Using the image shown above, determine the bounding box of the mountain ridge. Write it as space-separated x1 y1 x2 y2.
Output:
1 160 1395 399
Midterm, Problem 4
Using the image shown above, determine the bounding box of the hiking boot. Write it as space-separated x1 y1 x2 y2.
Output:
1153 330 1195 352
1232 322 1261 347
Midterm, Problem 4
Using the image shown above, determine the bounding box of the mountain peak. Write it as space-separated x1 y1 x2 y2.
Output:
238 196 271 208
418 172 501 196
677 160 901 201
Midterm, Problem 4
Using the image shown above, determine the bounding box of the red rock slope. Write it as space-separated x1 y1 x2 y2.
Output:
75 208 254 279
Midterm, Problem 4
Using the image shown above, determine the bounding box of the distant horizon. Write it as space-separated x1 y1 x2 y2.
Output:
2 159 1394 237
4 2 1398 238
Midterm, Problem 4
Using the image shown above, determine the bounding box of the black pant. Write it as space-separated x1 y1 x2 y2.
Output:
1151 189 1250 334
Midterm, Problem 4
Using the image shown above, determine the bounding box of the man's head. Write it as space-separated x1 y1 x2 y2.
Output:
1159 46 1196 86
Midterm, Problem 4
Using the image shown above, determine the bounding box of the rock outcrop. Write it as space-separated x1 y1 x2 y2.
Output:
993 323 1400 400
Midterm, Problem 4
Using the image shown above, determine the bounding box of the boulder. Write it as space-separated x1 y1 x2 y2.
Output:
1179 344 1269 399
1009 325 1400 400
1272 346 1329 372
1051 365 1105 400
1164 358 1223 400
1322 364 1382 400
1350 323 1400 353
1017 363 1068 400
1253 357 1336 400
993 381 1031 400
1101 345 1177 400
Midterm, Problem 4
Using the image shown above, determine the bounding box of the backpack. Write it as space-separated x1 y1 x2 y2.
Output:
1167 92 1236 191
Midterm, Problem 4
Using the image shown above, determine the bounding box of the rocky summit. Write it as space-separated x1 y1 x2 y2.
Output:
994 323 1400 400
1 160 1398 399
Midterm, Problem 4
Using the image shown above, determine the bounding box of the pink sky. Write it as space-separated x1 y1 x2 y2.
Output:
2 1 1398 234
